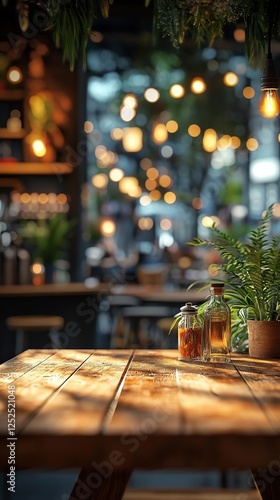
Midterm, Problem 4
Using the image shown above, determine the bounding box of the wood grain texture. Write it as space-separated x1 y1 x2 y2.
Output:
0 350 280 472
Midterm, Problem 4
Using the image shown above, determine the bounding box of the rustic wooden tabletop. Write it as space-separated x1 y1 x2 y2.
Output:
0 349 280 499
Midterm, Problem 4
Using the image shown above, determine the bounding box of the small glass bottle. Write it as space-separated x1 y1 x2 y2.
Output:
178 302 202 361
203 283 231 363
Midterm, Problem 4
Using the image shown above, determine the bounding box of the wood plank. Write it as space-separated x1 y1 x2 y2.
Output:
108 350 182 433
22 350 133 435
0 350 55 420
235 357 280 432
108 350 273 435
0 350 91 436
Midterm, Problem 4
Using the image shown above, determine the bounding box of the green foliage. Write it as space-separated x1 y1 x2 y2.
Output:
20 214 76 266
153 0 280 68
7 0 280 69
189 205 280 325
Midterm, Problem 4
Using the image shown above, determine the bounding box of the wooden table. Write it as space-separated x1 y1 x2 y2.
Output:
1 349 280 500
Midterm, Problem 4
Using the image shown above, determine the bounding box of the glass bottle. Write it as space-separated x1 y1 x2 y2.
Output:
203 283 231 363
178 302 202 361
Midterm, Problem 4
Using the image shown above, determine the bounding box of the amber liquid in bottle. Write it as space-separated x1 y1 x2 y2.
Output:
203 284 231 363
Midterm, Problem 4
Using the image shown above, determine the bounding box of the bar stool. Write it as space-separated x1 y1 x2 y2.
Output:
120 305 174 347
6 315 65 354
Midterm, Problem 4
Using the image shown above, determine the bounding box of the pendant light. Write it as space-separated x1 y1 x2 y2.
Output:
258 2 280 119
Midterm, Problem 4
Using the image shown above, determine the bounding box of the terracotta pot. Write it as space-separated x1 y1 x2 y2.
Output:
247 320 280 358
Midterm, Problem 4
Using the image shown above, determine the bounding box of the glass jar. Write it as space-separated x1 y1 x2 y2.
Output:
178 302 202 361
203 283 231 363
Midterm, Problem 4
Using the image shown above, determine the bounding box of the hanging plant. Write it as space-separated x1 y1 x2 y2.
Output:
3 0 280 70
149 0 280 68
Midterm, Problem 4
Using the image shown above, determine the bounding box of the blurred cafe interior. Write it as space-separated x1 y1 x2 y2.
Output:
0 0 280 364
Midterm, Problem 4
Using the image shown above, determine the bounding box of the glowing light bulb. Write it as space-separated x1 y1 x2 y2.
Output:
259 89 280 118
32 139 46 157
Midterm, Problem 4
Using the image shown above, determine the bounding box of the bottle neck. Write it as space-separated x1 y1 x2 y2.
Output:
209 290 224 302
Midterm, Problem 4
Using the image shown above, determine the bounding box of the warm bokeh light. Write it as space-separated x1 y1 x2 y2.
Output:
128 185 142 198
21 193 31 204
188 124 201 137
100 220 116 237
91 173 108 189
169 84 185 98
31 262 45 275
152 123 168 144
273 203 280 217
38 193 48 204
145 179 157 191
84 121 94 133
95 145 107 159
164 192 176 204
57 194 68 205
159 174 172 188
233 28 245 43
144 88 160 102
166 120 178 133
217 135 231 151
7 66 23 84
246 138 259 151
201 215 220 228
202 129 217 152
230 136 241 149
31 261 45 285
243 86 255 99
119 176 139 194
123 93 138 108
259 90 280 119
140 194 152 206
122 127 143 152
150 189 161 201
120 106 136 122
138 217 154 230
190 77 206 94
178 256 192 269
223 72 239 86
32 139 46 157
109 168 124 182
111 128 123 140
192 197 203 210
146 167 159 180
160 218 172 230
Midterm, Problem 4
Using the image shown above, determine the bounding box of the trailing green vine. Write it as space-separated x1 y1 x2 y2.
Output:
4 0 280 69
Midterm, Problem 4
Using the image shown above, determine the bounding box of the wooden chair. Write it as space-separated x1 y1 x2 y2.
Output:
6 315 65 354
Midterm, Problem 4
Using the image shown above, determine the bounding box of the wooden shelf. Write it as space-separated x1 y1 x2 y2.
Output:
0 162 73 175
0 89 24 100
0 128 26 139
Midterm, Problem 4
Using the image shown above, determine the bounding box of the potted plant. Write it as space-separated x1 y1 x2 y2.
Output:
188 204 280 358
19 213 76 282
